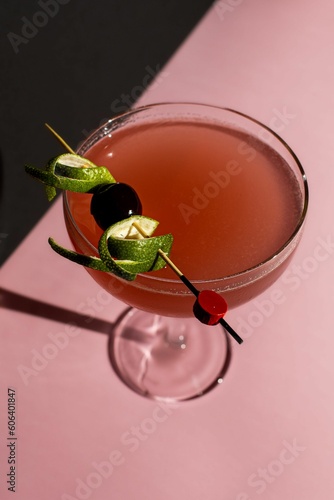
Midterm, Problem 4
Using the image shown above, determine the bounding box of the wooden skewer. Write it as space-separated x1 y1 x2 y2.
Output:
132 221 199 294
45 123 75 154
132 222 184 276
132 221 199 295
133 223 243 344
46 124 243 344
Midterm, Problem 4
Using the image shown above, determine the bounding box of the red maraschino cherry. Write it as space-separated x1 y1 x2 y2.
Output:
193 290 228 325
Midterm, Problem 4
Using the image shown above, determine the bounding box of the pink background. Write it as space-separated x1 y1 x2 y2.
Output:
1 1 334 498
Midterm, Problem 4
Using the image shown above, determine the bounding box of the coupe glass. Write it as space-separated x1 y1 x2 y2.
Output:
63 103 308 402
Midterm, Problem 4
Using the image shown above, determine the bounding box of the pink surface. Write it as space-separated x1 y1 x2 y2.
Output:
1 2 334 498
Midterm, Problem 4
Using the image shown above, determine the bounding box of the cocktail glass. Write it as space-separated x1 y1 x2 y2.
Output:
63 103 308 402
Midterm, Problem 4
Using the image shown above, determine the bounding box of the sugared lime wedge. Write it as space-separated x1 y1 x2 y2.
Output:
25 153 116 201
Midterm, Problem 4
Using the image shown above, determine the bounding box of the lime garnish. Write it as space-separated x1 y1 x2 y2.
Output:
99 215 173 278
48 237 138 281
48 216 173 282
104 215 160 239
25 153 116 201
48 238 110 272
105 216 173 271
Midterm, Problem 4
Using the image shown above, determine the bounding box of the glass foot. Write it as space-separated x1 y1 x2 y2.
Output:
109 309 231 402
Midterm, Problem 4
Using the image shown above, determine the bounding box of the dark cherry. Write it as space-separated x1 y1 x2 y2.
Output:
90 182 142 230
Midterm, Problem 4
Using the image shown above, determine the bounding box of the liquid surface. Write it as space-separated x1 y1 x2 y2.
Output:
70 120 302 281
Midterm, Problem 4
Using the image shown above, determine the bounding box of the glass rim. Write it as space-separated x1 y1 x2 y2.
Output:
64 101 309 287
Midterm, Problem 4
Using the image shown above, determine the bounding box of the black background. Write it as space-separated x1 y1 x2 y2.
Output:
0 0 214 266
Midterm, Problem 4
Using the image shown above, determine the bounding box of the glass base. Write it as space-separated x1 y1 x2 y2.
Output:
109 309 231 402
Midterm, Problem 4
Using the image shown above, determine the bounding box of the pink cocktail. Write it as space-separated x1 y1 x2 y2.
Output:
64 103 308 401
